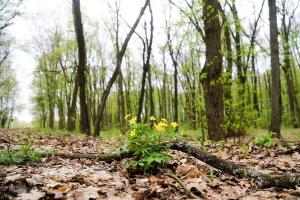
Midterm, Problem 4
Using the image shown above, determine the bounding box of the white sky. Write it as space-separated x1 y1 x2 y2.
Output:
8 0 274 123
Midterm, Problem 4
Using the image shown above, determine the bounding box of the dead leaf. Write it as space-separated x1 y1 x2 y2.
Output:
16 189 45 200
67 186 100 200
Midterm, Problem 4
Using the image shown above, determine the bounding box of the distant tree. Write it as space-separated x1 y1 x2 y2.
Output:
94 0 150 136
137 2 154 122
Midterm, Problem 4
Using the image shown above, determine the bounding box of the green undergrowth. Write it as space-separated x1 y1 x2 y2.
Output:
0 143 53 165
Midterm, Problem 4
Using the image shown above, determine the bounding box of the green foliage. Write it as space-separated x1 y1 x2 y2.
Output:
0 143 53 165
125 116 177 171
240 144 249 154
252 132 276 148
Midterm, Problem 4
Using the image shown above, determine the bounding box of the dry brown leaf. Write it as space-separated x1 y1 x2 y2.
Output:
16 190 45 200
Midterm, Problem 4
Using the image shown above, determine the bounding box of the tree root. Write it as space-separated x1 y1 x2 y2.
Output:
51 142 300 189
166 173 201 199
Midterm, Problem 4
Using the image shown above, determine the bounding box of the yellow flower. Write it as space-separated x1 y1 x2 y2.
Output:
129 116 137 125
154 123 165 132
170 122 178 128
154 121 168 132
125 114 131 120
159 121 168 128
129 130 136 137
161 118 168 123
150 116 156 121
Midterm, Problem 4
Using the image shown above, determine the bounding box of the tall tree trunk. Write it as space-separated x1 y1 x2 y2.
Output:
268 0 281 136
148 68 155 117
94 0 149 136
281 11 298 127
202 0 225 141
57 97 65 130
48 98 54 129
67 74 79 131
166 28 179 124
118 71 126 134
252 56 260 116
72 0 90 134
162 51 168 119
137 4 154 122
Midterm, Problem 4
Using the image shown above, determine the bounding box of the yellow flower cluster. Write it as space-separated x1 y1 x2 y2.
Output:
129 116 137 125
154 119 178 131
170 122 178 128
154 121 168 132
130 129 136 137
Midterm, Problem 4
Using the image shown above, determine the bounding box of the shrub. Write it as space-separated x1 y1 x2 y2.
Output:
0 143 52 165
252 132 276 148
125 115 178 171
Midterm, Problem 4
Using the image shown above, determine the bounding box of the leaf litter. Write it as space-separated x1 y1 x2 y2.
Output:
0 128 299 199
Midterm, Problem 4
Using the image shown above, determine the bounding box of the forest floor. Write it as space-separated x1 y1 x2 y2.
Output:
0 128 300 200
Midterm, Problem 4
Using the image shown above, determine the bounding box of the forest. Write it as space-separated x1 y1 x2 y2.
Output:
0 0 300 199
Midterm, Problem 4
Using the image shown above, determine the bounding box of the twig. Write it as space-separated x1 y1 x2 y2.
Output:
166 173 200 199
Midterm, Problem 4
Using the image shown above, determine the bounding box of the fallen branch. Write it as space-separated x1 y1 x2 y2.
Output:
51 142 300 189
171 142 300 189
166 173 201 199
283 145 300 155
54 151 132 162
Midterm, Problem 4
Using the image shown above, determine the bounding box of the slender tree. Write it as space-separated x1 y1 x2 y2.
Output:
94 0 150 136
72 0 90 134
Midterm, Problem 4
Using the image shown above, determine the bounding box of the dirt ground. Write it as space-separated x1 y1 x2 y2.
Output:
0 128 299 200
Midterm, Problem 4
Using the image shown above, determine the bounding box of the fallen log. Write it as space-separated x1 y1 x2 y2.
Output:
171 142 300 189
283 145 300 155
52 141 300 189
54 151 132 162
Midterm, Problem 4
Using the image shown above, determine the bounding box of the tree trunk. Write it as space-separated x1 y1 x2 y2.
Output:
72 0 90 134
48 99 54 129
282 14 298 127
201 0 225 141
268 0 281 136
118 71 126 134
67 74 79 131
94 0 149 136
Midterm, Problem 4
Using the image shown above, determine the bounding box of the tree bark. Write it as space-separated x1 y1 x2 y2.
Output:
201 0 225 141
67 74 79 131
118 71 126 134
268 0 282 136
72 0 90 134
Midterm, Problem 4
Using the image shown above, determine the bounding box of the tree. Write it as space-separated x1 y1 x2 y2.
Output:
201 0 225 140
72 0 91 134
94 0 150 136
280 0 300 128
137 2 154 122
268 0 281 136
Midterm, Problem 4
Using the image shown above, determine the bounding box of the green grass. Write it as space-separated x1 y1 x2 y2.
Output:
248 128 300 142
0 144 53 165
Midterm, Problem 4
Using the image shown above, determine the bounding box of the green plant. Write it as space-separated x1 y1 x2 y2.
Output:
252 132 276 148
240 144 249 154
125 116 178 171
0 143 53 165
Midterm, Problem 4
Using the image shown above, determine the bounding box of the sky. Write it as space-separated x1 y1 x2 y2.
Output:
8 0 271 123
